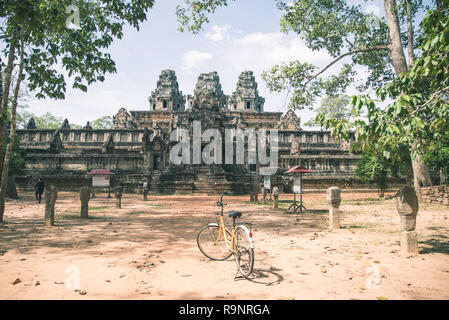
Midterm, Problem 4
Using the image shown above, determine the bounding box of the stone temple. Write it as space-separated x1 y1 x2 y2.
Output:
16 70 361 194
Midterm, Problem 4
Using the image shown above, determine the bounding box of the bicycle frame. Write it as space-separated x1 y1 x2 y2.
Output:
215 215 237 253
212 193 254 253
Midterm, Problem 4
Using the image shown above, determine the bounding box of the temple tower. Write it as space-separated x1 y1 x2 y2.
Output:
191 72 228 110
229 71 265 112
149 70 186 111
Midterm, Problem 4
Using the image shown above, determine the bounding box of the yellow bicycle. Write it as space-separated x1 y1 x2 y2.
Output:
197 192 254 278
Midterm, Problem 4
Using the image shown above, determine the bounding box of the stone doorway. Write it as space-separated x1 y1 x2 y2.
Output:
153 155 160 171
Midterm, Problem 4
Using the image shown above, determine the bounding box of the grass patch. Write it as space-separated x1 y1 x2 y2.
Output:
56 214 101 220
342 198 388 206
147 204 166 210
126 211 147 215
342 225 367 229
90 206 109 211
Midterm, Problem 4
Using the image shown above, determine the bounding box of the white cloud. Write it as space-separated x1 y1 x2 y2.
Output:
230 32 331 69
181 50 213 72
207 31 332 112
205 25 231 42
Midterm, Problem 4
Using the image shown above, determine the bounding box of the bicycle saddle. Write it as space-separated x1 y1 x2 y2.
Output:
229 211 242 218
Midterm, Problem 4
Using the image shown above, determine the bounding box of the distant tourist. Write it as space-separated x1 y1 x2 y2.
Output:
35 178 45 203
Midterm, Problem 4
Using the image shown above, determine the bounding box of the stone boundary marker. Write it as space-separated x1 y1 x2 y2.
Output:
396 186 419 256
115 186 123 209
420 185 449 205
273 187 279 209
80 186 90 218
44 186 58 226
327 186 341 230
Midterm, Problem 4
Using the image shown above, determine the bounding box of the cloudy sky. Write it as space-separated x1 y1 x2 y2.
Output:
24 0 390 126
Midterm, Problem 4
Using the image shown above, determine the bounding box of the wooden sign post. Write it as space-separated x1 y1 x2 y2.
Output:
285 165 312 214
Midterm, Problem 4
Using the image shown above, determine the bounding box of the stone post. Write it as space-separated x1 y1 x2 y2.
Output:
44 186 58 227
143 188 148 201
80 187 90 218
396 186 419 255
273 187 279 209
327 186 341 230
115 186 123 209
262 186 267 204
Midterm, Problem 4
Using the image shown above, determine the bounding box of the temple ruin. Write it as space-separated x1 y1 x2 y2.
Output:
16 70 363 194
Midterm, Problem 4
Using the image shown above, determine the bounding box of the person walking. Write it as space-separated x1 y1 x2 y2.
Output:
35 178 45 203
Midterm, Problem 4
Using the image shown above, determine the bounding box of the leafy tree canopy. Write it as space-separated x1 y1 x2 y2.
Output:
355 152 401 197
1 0 155 99
90 115 113 129
318 3 449 162
304 95 351 128
15 107 113 130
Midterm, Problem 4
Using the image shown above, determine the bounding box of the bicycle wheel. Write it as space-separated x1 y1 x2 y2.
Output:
233 226 254 277
197 224 233 261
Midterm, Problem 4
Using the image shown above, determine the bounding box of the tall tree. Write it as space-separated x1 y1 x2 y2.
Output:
0 0 155 222
318 1 448 196
90 115 113 129
0 29 24 214
177 0 438 193
304 95 351 128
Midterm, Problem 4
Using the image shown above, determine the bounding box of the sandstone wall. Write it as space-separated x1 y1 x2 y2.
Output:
420 185 449 205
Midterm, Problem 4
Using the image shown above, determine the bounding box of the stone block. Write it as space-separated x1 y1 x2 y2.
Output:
401 231 419 255
80 186 90 218
326 186 341 208
44 186 58 227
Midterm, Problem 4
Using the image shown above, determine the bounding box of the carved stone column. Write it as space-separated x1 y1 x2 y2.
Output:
273 187 279 209
396 186 419 255
115 186 123 209
44 186 58 227
327 186 341 230
80 186 90 218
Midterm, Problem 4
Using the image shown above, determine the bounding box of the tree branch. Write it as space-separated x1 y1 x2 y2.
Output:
398 82 449 126
303 44 391 88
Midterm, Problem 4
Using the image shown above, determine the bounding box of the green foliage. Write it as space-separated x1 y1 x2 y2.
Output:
176 0 233 33
16 107 112 130
33 112 63 129
177 1 429 111
355 153 400 198
263 0 398 109
2 136 25 176
423 132 449 184
304 95 351 127
90 115 112 129
1 0 155 100
319 3 448 164
15 106 34 129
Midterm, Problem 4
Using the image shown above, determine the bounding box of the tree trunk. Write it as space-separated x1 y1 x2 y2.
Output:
412 153 432 197
404 161 414 186
0 30 23 223
406 0 414 66
383 0 408 75
383 0 433 195
440 168 448 186
0 26 18 179
6 176 18 199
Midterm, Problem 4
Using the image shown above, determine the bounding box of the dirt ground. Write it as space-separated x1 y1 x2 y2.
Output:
1 191 448 300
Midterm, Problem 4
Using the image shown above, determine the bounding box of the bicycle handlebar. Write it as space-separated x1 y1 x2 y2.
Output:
217 192 228 213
